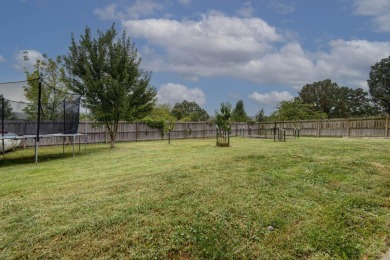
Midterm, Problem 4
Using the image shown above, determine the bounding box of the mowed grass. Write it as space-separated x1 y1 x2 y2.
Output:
0 137 389 259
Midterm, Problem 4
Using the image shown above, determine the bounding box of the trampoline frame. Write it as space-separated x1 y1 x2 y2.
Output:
0 133 86 163
1 76 85 164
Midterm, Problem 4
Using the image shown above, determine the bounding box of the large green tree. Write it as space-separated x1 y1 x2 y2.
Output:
231 100 249 122
171 100 209 122
368 56 390 115
333 87 380 118
269 98 327 121
62 25 157 148
299 79 379 118
299 79 339 117
23 53 67 120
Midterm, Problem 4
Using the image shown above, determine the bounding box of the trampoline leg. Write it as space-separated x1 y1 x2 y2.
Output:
34 138 39 164
2 140 4 158
73 136 75 159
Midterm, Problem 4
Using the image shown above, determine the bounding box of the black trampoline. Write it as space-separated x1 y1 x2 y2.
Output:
1 76 85 163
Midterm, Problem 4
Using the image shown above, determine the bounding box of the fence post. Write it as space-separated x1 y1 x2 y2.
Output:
105 125 108 144
135 122 138 142
385 117 389 138
346 119 350 138
317 120 321 137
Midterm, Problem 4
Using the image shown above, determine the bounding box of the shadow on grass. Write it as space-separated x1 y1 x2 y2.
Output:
0 146 107 167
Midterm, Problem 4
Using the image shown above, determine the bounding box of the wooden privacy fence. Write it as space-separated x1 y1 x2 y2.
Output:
77 121 217 144
254 117 389 138
3 117 389 147
53 116 390 143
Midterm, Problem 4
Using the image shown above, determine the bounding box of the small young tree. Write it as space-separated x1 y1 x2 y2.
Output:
62 24 157 148
215 102 232 147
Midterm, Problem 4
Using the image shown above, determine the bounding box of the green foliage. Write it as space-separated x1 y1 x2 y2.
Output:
79 112 94 121
23 53 67 120
335 87 382 118
142 104 176 139
231 100 249 122
61 24 157 148
215 102 232 146
299 79 380 118
171 100 209 122
299 79 340 118
143 117 165 134
1 97 16 120
215 102 232 131
148 104 174 121
368 56 390 115
269 98 327 121
255 108 267 122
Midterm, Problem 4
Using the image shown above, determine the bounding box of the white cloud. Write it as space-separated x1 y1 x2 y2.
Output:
125 0 163 19
94 3 118 20
14 49 44 71
0 55 5 63
94 0 163 20
236 2 254 18
315 39 390 89
249 91 294 105
123 12 390 91
157 83 206 105
178 0 191 6
269 1 295 14
123 11 284 76
352 0 390 32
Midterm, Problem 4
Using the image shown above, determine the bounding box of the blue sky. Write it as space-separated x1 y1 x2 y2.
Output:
1 0 390 115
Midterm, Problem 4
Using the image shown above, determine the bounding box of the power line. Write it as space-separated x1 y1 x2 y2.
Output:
0 78 39 85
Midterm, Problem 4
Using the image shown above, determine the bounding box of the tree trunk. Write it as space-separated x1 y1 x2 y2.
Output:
106 121 118 149
110 135 115 148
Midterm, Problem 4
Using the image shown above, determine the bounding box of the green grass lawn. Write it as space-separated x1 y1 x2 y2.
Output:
0 137 389 259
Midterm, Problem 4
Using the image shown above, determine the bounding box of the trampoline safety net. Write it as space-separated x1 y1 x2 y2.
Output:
1 78 82 136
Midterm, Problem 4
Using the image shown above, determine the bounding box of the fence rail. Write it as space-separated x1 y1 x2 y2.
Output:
3 117 389 147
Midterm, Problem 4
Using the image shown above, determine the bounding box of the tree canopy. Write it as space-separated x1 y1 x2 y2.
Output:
23 53 67 120
231 100 249 122
269 98 327 121
299 79 379 118
61 24 157 148
171 100 209 122
1 97 16 120
215 102 232 132
299 79 340 117
255 108 266 122
368 56 390 115
142 104 176 139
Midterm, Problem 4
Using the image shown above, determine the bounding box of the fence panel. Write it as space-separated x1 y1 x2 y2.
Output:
2 117 389 147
